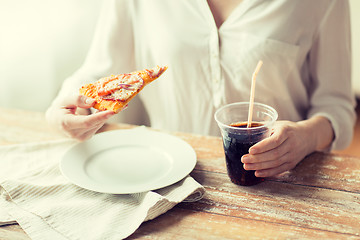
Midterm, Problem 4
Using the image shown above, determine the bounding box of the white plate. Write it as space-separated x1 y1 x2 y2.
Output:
60 128 197 194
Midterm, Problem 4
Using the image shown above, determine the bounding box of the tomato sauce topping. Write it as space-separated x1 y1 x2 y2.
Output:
96 74 144 101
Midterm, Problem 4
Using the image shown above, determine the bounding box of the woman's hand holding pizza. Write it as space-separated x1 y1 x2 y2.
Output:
46 94 114 141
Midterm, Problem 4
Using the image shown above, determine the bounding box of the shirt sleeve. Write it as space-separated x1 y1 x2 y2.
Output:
307 0 356 150
54 0 135 101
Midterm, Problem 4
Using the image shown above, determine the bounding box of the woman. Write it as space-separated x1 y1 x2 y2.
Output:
46 0 356 177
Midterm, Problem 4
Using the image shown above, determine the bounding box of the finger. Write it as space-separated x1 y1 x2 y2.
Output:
60 95 95 109
70 123 105 141
62 110 114 130
249 128 287 154
242 138 290 164
243 152 290 171
86 110 115 123
255 161 294 177
64 114 109 139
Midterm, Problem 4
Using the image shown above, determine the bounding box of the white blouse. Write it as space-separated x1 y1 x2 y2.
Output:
57 0 355 150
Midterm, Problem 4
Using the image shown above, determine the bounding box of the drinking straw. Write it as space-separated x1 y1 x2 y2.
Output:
247 60 263 128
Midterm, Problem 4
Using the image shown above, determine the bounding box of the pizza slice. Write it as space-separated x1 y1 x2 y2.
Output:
79 65 168 113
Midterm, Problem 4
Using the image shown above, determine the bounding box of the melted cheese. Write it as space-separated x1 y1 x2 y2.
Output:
96 74 144 101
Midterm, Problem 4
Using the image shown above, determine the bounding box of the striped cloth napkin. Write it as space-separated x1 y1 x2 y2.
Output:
0 137 204 239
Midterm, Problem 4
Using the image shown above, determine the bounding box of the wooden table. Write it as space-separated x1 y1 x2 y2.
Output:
0 107 359 239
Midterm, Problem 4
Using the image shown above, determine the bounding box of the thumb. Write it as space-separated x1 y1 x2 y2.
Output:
78 96 95 108
62 95 95 109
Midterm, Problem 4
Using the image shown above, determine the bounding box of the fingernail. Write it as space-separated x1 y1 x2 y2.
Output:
243 163 248 170
241 155 249 163
249 148 258 154
85 98 94 105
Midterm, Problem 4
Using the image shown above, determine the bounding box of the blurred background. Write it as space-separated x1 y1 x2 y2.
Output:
0 1 359 111
0 0 103 112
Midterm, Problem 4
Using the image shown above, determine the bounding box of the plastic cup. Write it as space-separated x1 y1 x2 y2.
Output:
214 102 278 186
